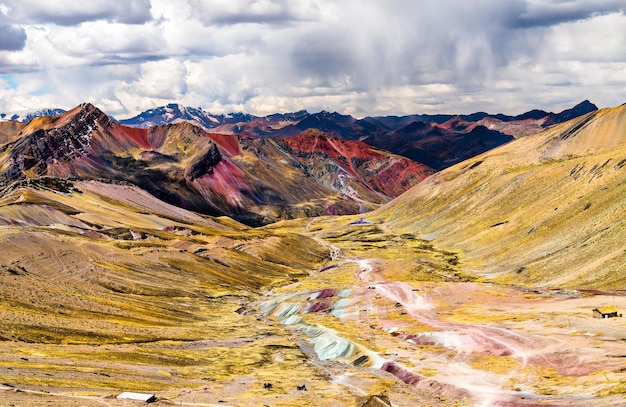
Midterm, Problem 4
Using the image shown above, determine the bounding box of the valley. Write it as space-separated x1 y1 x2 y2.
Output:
0 103 624 406
262 218 626 406
1 206 624 406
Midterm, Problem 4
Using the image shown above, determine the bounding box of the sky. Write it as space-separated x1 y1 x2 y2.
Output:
0 0 625 119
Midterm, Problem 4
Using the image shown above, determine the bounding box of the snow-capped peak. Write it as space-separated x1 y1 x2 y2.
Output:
0 108 66 123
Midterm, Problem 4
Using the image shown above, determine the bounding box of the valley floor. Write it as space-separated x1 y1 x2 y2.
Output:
1 216 625 406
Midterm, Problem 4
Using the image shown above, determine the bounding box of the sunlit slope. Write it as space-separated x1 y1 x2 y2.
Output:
372 105 626 289
0 178 330 294
0 104 434 226
0 179 341 403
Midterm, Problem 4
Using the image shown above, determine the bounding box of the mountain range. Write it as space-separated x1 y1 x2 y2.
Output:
2 100 598 171
0 100 598 225
0 108 66 123
116 100 597 135
120 100 599 170
0 103 433 225
0 99 623 406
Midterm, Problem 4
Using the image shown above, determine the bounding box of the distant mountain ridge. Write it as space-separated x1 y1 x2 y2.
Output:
0 103 432 225
119 100 598 170
117 100 597 134
2 101 597 130
117 103 256 130
0 108 66 123
1 101 598 171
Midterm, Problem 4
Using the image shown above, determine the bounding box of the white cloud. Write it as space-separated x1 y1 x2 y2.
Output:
541 13 626 62
1 0 625 117
127 59 188 99
2 0 153 25
48 21 166 59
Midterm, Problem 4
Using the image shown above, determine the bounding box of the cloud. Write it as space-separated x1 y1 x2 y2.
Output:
1 0 625 118
0 23 26 51
540 12 626 62
0 7 26 51
48 21 166 60
187 0 322 25
287 1 525 91
126 59 188 99
516 0 626 27
2 0 153 25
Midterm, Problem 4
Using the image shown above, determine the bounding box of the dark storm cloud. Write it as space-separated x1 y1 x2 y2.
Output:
287 1 527 91
290 36 355 81
287 0 625 94
4 0 153 26
0 23 26 51
514 0 626 27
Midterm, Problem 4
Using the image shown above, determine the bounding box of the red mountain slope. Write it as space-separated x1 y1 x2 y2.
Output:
278 129 434 198
0 104 434 225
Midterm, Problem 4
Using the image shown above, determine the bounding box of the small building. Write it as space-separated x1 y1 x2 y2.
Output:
117 392 157 403
593 306 619 319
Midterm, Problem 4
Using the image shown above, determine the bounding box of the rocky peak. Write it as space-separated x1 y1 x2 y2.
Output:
2 104 113 182
544 100 598 126
571 99 597 112
73 103 115 128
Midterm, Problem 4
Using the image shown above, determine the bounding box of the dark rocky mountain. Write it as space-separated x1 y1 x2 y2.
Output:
543 100 598 126
369 119 515 170
0 103 432 225
3 101 598 173
206 101 598 170
226 113 514 170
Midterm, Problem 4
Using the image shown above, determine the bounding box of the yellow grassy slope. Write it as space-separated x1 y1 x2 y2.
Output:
371 105 626 289
0 180 343 404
